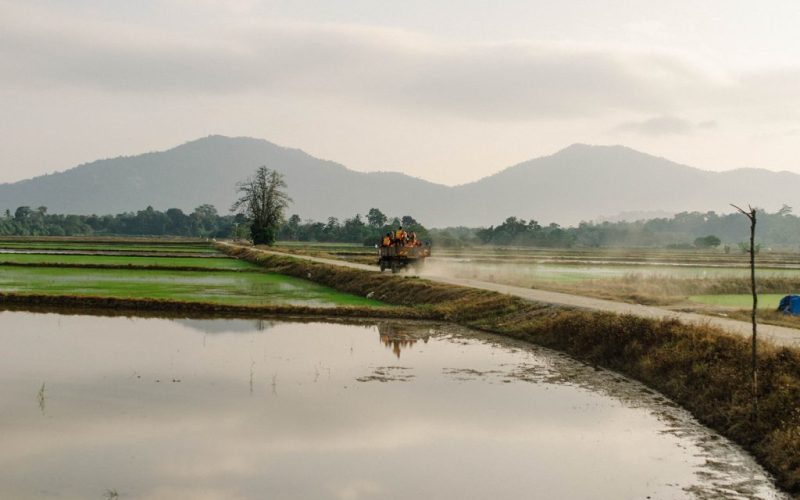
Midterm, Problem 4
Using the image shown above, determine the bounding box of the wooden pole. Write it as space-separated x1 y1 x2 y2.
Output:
731 204 758 421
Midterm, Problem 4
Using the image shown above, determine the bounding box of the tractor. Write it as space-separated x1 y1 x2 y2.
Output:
378 241 431 273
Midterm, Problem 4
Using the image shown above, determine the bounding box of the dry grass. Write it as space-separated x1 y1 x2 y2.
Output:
525 274 800 305
222 244 525 321
487 310 800 492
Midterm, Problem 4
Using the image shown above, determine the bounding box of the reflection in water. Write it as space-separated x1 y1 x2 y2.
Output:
36 382 46 414
0 311 787 500
377 322 429 358
175 318 276 334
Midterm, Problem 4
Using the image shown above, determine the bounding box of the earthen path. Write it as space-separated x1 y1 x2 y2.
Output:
233 245 800 348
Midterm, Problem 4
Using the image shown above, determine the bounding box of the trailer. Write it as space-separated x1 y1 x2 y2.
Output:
378 242 431 273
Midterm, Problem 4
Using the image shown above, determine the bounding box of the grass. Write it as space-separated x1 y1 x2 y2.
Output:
0 242 216 253
489 310 800 494
222 244 518 321
689 294 786 309
0 265 385 307
0 253 256 269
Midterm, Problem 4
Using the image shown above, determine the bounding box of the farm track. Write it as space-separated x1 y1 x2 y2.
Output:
254 247 800 348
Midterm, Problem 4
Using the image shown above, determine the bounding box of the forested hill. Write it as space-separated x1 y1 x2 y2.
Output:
2 136 800 226
0 136 450 224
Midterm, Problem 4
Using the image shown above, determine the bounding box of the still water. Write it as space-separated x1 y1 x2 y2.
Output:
0 311 786 499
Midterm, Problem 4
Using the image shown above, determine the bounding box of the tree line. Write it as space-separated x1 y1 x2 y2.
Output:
0 204 428 244
431 206 800 249
0 205 238 238
6 202 800 249
277 209 429 245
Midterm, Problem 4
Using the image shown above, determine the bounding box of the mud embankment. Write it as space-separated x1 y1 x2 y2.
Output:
0 292 422 321
220 243 800 495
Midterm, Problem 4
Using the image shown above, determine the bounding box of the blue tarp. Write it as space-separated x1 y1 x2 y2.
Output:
777 295 800 314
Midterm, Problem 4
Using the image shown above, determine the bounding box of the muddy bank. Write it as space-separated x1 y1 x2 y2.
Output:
220 243 800 495
0 293 424 321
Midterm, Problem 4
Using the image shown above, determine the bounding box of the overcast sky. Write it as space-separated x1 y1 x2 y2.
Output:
1 0 799 185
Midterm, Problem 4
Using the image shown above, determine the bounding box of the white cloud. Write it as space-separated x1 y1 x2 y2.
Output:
0 2 731 121
2 0 800 184
615 115 698 136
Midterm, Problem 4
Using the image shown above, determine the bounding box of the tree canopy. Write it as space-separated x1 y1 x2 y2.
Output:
231 166 291 245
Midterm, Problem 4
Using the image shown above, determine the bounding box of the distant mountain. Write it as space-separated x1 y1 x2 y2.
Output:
1 136 798 227
453 143 799 226
0 135 451 224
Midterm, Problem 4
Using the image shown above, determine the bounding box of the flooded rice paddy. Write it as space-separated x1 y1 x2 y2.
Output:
0 253 254 269
0 311 785 499
0 266 383 307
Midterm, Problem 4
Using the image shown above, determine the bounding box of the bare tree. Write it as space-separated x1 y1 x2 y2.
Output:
232 166 291 245
731 203 758 421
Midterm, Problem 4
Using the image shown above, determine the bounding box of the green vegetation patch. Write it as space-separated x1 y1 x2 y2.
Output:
0 242 216 253
689 294 786 310
0 266 385 308
0 253 256 270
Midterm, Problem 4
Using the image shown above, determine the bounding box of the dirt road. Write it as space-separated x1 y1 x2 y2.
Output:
252 248 800 348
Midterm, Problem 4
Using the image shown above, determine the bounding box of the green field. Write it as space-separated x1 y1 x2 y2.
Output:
688 294 786 310
0 238 387 308
0 242 215 253
0 253 255 269
0 265 384 307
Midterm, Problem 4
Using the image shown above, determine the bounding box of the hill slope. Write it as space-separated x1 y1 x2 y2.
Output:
0 136 451 223
1 137 797 226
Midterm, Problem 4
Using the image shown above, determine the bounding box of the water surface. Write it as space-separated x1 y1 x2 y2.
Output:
0 312 785 499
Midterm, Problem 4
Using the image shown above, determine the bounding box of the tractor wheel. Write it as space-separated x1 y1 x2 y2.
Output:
379 259 386 272
391 260 399 273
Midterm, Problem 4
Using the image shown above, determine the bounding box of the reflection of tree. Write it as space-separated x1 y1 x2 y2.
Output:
174 319 276 335
377 323 430 358
254 319 275 332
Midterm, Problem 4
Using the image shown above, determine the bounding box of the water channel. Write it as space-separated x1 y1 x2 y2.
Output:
0 311 786 499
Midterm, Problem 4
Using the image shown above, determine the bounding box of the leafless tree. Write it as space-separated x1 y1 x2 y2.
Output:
731 203 758 420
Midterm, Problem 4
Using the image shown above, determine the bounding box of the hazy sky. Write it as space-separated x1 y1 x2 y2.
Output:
1 0 799 185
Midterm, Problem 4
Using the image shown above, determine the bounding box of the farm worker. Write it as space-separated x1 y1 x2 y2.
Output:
382 233 391 247
410 232 417 245
395 226 404 245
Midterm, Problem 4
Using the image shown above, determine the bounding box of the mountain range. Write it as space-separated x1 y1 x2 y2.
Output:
1 135 797 227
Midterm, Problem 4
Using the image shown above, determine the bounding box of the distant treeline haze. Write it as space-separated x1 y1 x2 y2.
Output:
3 204 800 249
0 205 428 245
432 205 800 249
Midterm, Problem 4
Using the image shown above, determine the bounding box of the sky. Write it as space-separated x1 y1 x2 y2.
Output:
1 0 799 186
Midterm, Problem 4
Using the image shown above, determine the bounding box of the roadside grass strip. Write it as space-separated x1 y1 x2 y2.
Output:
0 266 386 308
